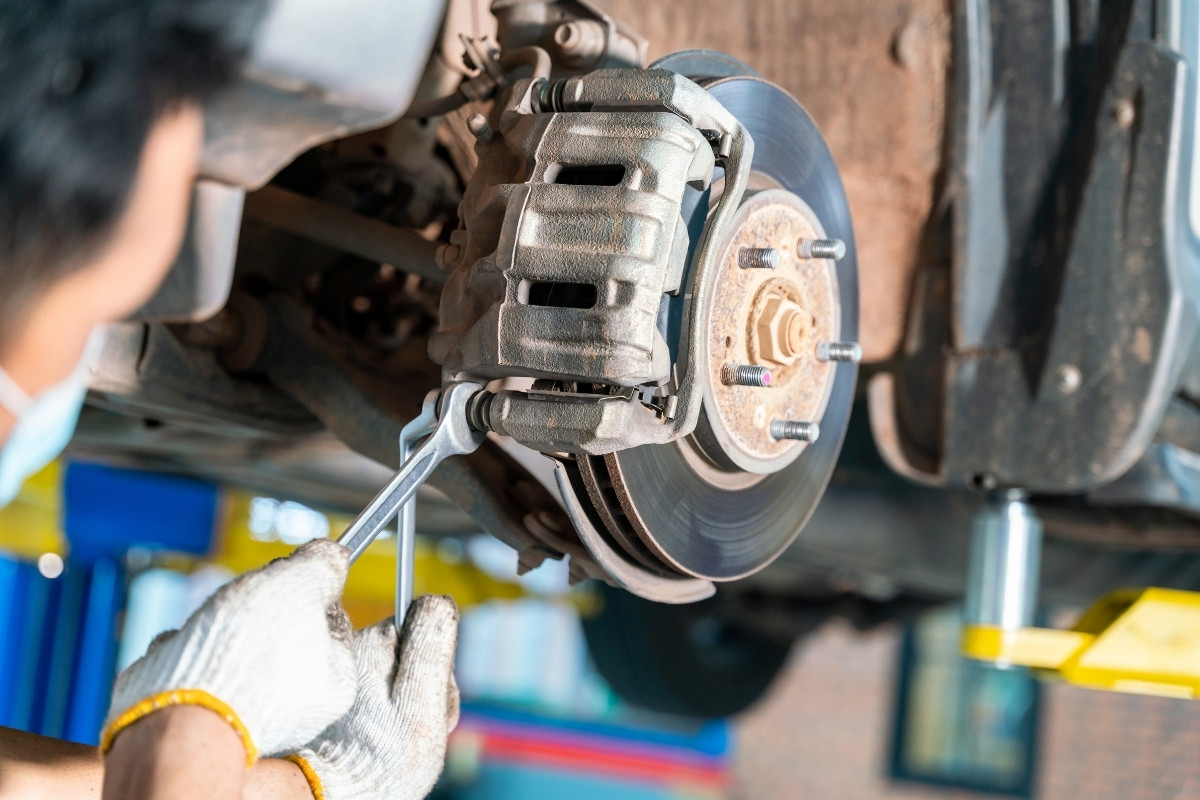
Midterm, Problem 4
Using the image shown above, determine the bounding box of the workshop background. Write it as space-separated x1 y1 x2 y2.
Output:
3 0 1198 798
2 458 1199 800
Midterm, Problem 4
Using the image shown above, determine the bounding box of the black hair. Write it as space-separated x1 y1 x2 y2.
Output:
0 0 266 347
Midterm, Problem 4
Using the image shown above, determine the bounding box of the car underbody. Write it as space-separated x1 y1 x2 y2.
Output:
64 0 1200 715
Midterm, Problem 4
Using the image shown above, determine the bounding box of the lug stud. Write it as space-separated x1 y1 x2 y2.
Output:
738 247 781 270
816 341 862 363
797 238 846 261
722 364 772 387
770 420 819 442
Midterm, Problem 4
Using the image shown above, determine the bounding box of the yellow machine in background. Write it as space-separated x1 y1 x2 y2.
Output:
964 588 1200 700
0 462 528 630
217 492 524 626
961 492 1200 700
0 463 64 562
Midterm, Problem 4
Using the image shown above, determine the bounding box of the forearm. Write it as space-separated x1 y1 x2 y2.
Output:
0 727 100 798
0 722 314 800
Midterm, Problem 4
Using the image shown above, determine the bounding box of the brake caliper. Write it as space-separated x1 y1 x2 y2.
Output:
431 69 752 454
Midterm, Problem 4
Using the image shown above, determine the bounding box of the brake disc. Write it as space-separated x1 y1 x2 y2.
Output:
583 59 860 581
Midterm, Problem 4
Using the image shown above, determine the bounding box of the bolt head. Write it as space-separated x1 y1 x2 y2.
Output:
1114 98 1136 129
466 113 493 141
1055 364 1081 395
969 472 998 491
554 22 580 48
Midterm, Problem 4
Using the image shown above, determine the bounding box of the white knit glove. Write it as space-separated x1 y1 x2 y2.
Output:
285 595 461 800
101 539 359 766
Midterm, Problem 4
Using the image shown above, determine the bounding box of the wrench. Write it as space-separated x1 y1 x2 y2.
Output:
392 391 439 628
337 381 486 581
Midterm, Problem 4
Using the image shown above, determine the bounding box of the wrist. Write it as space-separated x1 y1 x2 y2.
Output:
247 758 320 800
102 688 257 767
111 705 245 763
281 754 325 800
103 706 246 799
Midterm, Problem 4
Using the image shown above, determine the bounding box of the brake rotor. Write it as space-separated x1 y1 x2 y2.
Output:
582 63 859 581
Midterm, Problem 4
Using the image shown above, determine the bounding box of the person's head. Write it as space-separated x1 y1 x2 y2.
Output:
0 0 264 493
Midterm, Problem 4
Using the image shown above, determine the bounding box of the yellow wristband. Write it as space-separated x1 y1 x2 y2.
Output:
283 754 326 800
99 689 258 768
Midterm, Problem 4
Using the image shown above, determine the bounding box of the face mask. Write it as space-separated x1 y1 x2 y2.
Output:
0 329 107 507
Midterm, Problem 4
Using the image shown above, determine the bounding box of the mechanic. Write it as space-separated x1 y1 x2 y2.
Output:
0 2 459 799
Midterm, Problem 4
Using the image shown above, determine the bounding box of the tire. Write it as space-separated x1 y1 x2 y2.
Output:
581 583 793 718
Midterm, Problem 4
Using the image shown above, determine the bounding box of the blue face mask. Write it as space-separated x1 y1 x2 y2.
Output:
0 331 105 506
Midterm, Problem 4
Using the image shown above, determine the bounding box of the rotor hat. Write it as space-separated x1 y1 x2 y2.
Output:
584 69 860 581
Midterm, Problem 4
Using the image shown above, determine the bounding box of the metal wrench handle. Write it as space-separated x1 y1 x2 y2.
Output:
394 391 439 628
337 382 486 563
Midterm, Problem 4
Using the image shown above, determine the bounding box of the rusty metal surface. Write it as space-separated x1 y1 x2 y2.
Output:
435 106 713 384
146 0 464 323
241 185 444 284
869 3 1200 494
492 0 647 73
704 190 838 473
596 0 950 363
598 73 860 582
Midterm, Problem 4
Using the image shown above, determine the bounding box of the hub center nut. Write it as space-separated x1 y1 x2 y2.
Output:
756 293 812 367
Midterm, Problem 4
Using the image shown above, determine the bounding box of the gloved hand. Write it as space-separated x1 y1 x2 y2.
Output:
284 595 460 800
101 539 359 766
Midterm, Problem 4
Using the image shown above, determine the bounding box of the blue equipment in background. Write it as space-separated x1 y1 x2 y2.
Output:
0 462 217 744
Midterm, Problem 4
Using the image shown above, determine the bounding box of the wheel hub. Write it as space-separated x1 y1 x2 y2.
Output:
704 189 840 474
570 67 861 584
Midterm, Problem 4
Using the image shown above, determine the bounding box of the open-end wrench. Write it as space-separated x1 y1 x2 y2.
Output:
337 381 486 577
392 391 439 628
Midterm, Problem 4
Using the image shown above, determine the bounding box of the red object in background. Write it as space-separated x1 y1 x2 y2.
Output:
450 706 729 794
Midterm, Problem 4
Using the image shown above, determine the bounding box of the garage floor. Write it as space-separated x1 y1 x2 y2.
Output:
732 620 1200 800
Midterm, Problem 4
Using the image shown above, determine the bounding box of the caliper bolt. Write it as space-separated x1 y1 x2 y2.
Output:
738 247 781 270
554 20 607 67
770 419 820 443
722 364 772 387
797 238 846 261
466 113 494 142
816 341 863 363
